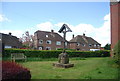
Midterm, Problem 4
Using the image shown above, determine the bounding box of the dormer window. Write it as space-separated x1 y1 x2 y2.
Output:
46 35 48 37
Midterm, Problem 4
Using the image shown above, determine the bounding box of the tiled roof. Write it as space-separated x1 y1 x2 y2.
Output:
69 35 100 45
0 33 22 47
35 30 65 42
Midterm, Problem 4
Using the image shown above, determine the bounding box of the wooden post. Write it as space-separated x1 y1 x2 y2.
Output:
63 30 66 53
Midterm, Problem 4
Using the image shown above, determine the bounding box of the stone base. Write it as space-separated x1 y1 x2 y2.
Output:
53 63 74 68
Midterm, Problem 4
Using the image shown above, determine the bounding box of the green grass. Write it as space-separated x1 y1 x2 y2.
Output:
19 57 119 79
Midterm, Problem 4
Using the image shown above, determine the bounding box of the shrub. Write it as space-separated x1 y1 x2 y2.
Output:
2 61 31 80
3 48 110 58
57 48 76 51
113 40 120 64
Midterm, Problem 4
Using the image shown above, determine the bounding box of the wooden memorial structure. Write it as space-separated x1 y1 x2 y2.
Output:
53 24 74 68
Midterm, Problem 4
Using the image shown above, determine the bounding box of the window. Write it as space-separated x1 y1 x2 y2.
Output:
56 48 61 50
97 44 100 48
46 47 51 50
39 47 43 50
97 44 100 47
5 46 12 48
89 44 92 47
46 40 51 44
46 35 48 37
94 44 97 47
77 43 80 46
56 41 61 45
65 42 67 46
39 40 43 44
82 44 85 47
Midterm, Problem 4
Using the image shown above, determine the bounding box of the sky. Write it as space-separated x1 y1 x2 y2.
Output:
0 2 110 47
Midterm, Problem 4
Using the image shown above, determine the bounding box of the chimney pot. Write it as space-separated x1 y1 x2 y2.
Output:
83 33 85 36
9 32 12 35
51 30 54 33
73 34 74 38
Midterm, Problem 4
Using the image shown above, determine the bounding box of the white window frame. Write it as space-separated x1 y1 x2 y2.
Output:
56 41 61 45
56 47 61 50
97 44 100 47
65 42 67 46
77 43 80 46
82 44 85 47
46 35 48 37
5 46 12 48
39 47 43 50
94 44 97 47
89 44 92 47
97 44 100 48
39 40 43 44
46 40 52 44
46 47 51 50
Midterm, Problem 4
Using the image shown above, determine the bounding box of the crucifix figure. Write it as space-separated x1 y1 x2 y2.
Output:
58 24 72 53
58 24 72 64
53 24 74 68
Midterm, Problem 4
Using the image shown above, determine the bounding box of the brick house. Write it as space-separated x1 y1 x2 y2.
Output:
110 1 120 56
69 34 101 51
0 33 22 48
34 30 69 50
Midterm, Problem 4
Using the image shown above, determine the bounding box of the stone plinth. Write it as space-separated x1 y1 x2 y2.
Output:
58 53 69 64
53 63 74 68
53 53 74 68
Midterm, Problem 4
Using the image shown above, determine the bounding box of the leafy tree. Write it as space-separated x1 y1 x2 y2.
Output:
104 43 111 50
19 31 34 49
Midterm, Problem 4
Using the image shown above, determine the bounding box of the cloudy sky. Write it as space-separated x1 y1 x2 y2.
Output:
0 2 110 47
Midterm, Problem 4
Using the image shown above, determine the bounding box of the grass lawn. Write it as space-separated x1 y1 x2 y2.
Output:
20 57 118 79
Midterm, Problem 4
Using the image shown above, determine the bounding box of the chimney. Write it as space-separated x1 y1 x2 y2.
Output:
72 34 74 39
9 32 12 35
83 33 85 37
51 30 54 33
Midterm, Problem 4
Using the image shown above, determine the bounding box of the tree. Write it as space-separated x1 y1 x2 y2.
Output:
19 31 34 49
104 43 111 50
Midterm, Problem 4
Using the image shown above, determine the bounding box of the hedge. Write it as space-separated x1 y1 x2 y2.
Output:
3 48 110 58
113 40 120 64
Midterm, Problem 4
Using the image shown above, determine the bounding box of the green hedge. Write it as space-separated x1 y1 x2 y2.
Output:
3 48 110 58
113 40 120 64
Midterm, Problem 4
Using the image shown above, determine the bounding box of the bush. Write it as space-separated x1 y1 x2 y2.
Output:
113 40 120 65
2 61 31 80
57 48 76 51
3 48 110 58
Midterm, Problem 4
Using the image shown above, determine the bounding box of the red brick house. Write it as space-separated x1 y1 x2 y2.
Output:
110 1 120 56
34 30 69 50
69 34 101 51
0 33 22 48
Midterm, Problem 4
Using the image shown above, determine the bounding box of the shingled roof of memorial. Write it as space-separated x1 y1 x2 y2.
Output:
69 34 101 45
